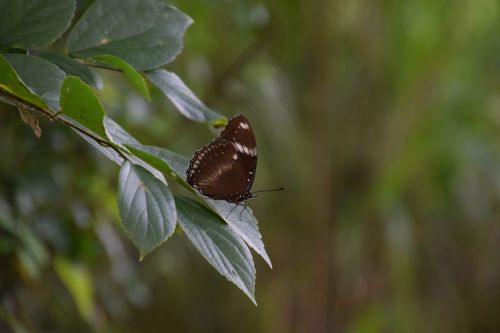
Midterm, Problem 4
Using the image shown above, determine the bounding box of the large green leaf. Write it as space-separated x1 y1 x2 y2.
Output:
0 0 75 49
3 53 65 111
59 76 107 138
118 161 176 259
67 0 192 70
39 52 102 89
175 196 256 304
0 54 47 109
90 55 150 100
146 69 226 125
205 199 272 268
125 143 272 267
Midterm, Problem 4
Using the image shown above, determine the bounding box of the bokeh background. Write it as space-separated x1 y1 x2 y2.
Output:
2 0 500 332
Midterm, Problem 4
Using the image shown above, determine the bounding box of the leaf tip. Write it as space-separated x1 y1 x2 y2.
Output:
249 294 257 306
211 117 228 128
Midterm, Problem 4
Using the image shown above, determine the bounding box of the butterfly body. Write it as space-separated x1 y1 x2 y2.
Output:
187 115 258 203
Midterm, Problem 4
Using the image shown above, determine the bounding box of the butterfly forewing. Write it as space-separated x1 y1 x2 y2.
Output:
219 115 257 189
186 115 258 203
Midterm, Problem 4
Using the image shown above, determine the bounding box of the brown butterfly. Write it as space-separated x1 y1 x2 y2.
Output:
186 115 283 204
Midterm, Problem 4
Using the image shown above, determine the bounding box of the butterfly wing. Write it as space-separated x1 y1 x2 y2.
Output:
219 115 257 191
187 139 248 200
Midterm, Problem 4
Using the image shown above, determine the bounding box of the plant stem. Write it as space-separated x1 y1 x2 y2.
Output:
0 89 129 161
84 62 122 72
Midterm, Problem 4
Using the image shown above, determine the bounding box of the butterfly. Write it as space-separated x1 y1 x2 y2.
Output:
186 114 259 203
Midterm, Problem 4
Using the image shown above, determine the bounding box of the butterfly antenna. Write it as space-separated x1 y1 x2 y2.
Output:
253 187 285 193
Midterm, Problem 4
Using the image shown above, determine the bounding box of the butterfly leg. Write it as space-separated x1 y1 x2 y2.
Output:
225 203 249 220
238 204 249 220
226 203 240 219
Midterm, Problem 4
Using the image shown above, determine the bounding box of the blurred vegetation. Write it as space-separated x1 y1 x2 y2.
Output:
2 0 500 332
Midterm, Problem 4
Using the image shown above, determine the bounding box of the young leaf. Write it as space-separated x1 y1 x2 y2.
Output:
175 196 256 304
0 0 75 49
39 52 103 89
67 0 192 70
146 69 226 126
118 161 176 259
0 54 47 109
125 143 272 267
3 53 66 111
59 76 107 139
90 55 150 100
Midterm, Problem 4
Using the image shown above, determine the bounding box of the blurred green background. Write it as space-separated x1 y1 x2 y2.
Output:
2 0 500 332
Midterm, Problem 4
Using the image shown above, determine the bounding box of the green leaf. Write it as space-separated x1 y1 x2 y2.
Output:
90 55 150 100
117 161 176 259
59 76 107 138
176 196 256 304
3 53 65 111
104 116 139 147
54 256 95 322
103 117 165 181
39 52 103 89
125 143 272 267
0 0 75 49
67 0 192 70
0 54 47 109
125 144 194 192
76 129 124 165
206 199 272 268
75 116 165 184
146 69 226 125
72 115 133 167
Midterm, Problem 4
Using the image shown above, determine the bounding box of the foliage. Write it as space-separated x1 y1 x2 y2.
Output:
0 0 270 308
3 0 500 332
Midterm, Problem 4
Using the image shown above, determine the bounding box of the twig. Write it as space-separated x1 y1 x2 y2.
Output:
0 89 129 161
84 62 122 72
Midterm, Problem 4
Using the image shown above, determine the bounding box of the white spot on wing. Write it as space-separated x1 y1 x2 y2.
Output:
240 122 250 129
235 143 244 152
232 154 238 160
